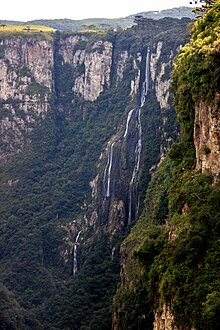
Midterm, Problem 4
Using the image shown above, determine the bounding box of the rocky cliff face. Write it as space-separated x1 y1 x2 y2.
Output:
84 40 179 235
0 35 53 162
153 306 177 330
58 35 113 101
194 93 220 181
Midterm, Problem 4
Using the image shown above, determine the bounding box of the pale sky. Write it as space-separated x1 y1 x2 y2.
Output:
2 0 195 21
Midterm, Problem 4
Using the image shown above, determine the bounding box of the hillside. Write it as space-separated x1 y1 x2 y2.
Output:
0 7 195 31
114 2 220 329
0 16 190 329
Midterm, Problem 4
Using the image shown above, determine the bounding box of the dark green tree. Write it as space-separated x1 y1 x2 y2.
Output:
190 0 217 14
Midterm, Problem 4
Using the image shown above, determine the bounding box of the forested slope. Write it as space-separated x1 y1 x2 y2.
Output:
114 2 220 329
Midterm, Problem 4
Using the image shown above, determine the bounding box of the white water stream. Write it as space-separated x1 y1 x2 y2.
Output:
102 48 150 224
128 48 150 224
103 141 115 197
123 108 135 138
73 230 81 276
141 47 150 107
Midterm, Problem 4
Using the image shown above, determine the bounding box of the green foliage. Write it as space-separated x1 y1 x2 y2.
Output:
0 8 195 32
0 24 141 328
27 81 49 98
113 160 172 329
145 5 220 325
172 1 220 142
0 15 194 330
149 173 220 329
201 144 211 155
40 232 123 330
115 4 220 330
191 0 217 15
0 284 25 330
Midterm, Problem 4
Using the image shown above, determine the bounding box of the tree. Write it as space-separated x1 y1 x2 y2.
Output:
190 0 217 15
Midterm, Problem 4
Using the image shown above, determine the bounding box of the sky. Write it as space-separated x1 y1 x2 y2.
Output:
2 0 195 22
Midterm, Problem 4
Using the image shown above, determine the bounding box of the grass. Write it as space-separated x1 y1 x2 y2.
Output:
0 25 56 41
0 24 55 33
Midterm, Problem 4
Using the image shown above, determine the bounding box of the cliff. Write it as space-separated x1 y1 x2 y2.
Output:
114 2 220 330
194 94 220 181
0 34 53 162
0 18 193 329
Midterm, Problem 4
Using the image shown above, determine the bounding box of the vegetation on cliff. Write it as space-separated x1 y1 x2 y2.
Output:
0 17 188 329
114 2 220 329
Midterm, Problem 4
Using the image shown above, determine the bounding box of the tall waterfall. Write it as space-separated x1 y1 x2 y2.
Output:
128 48 150 224
123 108 135 138
128 107 142 224
103 142 115 198
73 230 81 276
130 108 142 187
141 48 150 107
101 48 150 224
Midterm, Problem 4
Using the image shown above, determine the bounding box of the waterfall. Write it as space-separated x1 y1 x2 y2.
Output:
131 48 150 188
111 246 116 261
128 48 150 223
73 230 81 276
123 108 135 138
103 142 115 198
84 213 88 225
130 108 142 186
128 108 142 224
101 48 150 223
141 47 150 107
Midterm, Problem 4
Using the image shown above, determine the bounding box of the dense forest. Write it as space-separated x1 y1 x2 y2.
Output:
0 2 219 330
114 1 220 329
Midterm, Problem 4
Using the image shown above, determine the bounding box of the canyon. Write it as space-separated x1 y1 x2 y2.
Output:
0 4 219 329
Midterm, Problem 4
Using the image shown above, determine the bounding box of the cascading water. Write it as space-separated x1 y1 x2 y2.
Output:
128 48 150 224
130 108 142 187
101 48 150 224
73 230 81 276
128 107 142 224
123 108 135 138
84 213 88 225
141 48 150 107
103 141 115 198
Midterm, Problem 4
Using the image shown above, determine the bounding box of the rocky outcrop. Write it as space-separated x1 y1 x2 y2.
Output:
194 92 220 181
130 53 142 97
58 35 88 66
73 40 113 101
155 61 171 109
116 51 129 85
150 41 163 83
58 36 113 101
150 42 175 109
0 36 53 162
2 37 53 90
153 306 177 330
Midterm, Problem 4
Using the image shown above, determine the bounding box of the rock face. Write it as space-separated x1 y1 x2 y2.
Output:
194 93 220 181
86 39 181 237
116 50 129 85
150 41 163 83
130 53 142 97
58 36 113 101
0 36 53 162
153 306 177 330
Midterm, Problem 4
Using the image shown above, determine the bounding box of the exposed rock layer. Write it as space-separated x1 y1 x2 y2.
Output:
194 93 220 180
